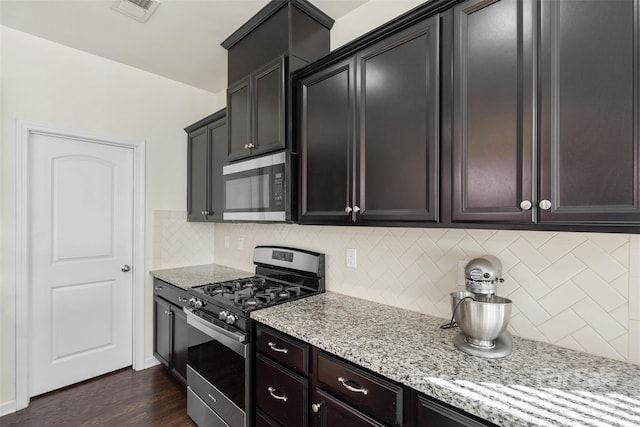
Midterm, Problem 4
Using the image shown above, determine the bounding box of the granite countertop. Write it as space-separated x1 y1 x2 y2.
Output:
251 292 640 427
150 264 253 289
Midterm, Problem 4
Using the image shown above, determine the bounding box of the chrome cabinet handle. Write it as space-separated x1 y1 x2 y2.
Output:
519 200 532 211
154 286 163 291
353 206 361 213
311 403 322 413
345 206 353 213
267 387 288 402
268 341 289 354
539 199 552 210
178 297 189 302
208 393 217 402
121 265 131 272
338 377 368 395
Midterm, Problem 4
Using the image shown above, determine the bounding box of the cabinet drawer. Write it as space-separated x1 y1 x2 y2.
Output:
256 325 309 375
255 354 308 427
316 351 402 427
153 278 190 308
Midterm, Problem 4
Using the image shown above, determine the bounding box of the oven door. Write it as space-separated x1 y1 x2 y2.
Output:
185 308 247 427
223 151 287 221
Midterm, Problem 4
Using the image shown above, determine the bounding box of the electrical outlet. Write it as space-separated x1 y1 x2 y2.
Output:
224 236 230 249
346 248 357 268
457 260 467 286
237 237 244 250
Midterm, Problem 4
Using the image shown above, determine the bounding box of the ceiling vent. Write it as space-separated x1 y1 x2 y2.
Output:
112 0 161 23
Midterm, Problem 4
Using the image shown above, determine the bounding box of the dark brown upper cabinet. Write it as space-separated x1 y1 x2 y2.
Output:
451 0 640 226
185 110 226 222
297 16 440 225
222 0 333 162
227 56 286 161
451 0 535 223
538 0 640 224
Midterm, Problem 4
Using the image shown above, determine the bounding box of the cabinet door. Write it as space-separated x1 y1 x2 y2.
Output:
153 296 171 368
171 305 188 385
255 355 307 427
208 118 227 222
416 394 487 427
356 16 440 223
312 388 386 427
298 58 356 224
227 77 252 161
252 56 286 157
187 126 210 222
451 0 535 223
539 0 640 224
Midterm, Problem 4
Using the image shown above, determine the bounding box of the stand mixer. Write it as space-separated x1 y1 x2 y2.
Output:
450 255 513 358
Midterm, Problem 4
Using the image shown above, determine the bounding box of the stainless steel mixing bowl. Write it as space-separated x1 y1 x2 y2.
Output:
449 292 512 348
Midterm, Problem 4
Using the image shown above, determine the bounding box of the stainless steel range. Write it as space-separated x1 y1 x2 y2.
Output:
184 246 325 427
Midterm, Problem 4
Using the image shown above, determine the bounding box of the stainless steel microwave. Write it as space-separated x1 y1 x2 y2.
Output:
223 151 292 222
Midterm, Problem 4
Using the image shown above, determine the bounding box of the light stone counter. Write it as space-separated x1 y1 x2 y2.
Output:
251 292 640 427
150 264 253 289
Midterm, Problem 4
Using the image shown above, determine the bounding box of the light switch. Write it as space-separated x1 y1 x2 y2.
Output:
346 248 357 268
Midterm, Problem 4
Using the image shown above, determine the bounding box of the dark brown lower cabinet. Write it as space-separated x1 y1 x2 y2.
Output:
254 323 496 427
255 354 308 427
313 388 386 427
153 279 189 385
415 393 491 427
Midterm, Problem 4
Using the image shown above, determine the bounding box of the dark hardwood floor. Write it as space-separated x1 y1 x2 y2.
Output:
1 365 195 427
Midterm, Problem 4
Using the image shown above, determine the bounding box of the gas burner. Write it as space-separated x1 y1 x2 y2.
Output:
236 294 271 308
257 286 301 301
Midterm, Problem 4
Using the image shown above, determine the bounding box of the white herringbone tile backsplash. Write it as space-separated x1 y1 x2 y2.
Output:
213 223 639 364
152 210 214 269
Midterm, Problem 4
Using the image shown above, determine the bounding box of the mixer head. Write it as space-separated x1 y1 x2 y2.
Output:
464 255 504 295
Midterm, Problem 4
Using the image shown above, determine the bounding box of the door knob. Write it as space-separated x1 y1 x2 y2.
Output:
121 265 131 272
539 200 552 210
519 200 532 211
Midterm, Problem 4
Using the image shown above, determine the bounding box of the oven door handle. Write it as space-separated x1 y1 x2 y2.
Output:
184 308 247 357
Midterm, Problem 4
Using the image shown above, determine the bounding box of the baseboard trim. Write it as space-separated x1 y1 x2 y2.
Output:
143 356 161 370
0 400 17 417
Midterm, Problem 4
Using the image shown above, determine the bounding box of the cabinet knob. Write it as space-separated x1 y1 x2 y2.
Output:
353 206 361 213
311 403 322 413
345 206 353 214
248 143 255 149
519 200 532 211
244 144 249 149
539 200 552 210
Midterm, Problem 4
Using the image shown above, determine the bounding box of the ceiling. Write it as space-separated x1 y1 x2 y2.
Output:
0 0 368 93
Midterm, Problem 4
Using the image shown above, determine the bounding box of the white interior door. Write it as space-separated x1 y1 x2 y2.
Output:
28 131 134 397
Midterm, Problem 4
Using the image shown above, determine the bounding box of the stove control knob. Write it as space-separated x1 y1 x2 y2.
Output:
225 314 238 325
189 298 203 308
219 311 229 321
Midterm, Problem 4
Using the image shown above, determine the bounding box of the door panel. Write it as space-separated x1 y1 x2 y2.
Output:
299 58 356 223
187 126 209 222
29 132 133 397
228 78 252 161
357 16 439 222
253 56 286 156
539 0 640 223
452 0 535 222
209 119 227 222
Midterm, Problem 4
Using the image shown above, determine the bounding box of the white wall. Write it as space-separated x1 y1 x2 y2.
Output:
330 0 426 50
0 26 223 408
213 224 640 365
